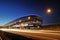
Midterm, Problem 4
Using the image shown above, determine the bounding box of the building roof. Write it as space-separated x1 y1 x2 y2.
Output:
4 15 42 26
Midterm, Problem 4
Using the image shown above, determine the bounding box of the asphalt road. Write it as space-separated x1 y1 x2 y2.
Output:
0 30 33 40
0 29 60 40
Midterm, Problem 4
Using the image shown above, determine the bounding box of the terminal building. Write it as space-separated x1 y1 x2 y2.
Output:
4 15 42 29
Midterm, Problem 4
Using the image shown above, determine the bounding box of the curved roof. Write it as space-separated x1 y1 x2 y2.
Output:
4 15 42 26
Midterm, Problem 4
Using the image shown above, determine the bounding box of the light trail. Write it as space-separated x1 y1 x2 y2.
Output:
0 29 60 40
0 29 60 35
0 29 44 33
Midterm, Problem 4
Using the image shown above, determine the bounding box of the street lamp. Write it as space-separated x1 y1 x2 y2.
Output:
46 8 52 14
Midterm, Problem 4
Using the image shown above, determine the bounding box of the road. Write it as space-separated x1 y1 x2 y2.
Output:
0 29 60 40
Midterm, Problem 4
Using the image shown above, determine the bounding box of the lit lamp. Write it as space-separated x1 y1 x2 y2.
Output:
46 8 52 14
28 17 31 20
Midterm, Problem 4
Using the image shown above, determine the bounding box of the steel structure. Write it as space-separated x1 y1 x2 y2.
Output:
4 15 42 29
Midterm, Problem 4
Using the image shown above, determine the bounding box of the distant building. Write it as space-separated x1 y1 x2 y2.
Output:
4 15 42 29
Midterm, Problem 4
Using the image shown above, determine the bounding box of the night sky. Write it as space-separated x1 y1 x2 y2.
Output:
0 0 60 26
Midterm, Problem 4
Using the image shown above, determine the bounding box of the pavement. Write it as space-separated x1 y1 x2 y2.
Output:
0 29 60 40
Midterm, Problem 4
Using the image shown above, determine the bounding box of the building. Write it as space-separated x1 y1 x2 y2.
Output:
4 15 42 29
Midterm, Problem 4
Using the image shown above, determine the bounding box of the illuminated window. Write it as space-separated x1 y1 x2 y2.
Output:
21 23 28 26
37 20 39 22
28 17 31 20
19 20 21 22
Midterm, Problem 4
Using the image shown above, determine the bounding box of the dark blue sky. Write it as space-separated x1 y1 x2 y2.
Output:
0 0 60 26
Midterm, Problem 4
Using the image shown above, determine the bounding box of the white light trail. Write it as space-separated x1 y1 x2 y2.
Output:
0 29 60 35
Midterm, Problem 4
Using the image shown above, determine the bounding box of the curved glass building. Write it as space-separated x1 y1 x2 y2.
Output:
4 15 42 29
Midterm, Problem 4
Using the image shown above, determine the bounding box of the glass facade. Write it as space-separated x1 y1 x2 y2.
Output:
4 15 42 29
